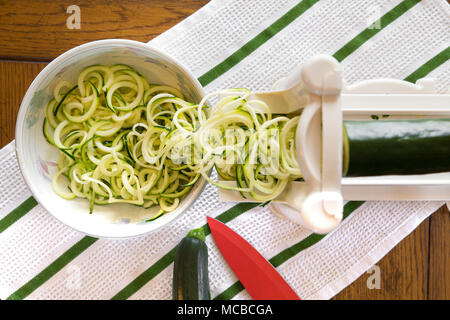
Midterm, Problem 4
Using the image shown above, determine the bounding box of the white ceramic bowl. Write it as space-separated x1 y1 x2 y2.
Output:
15 39 206 238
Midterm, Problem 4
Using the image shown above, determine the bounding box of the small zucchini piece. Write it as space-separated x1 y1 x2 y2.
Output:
179 173 200 187
215 164 235 180
145 209 166 222
53 85 79 116
172 228 210 300
235 164 247 199
43 118 55 146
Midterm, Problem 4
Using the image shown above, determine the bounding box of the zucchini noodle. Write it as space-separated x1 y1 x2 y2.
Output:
44 64 302 221
190 89 302 202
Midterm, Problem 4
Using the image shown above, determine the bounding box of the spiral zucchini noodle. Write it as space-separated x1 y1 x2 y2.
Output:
44 64 302 220
193 88 301 202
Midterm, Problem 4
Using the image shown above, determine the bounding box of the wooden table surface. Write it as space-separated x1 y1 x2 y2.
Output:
0 0 448 300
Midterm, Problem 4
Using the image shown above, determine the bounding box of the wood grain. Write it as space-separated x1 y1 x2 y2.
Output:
0 0 209 61
0 61 47 148
0 0 448 300
428 205 450 299
334 216 430 299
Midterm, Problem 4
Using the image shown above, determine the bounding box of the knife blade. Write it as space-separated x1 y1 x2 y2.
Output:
207 216 301 300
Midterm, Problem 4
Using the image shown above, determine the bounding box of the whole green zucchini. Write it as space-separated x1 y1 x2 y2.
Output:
343 118 450 177
172 228 210 300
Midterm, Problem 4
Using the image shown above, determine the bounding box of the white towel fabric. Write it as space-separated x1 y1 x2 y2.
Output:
0 0 448 300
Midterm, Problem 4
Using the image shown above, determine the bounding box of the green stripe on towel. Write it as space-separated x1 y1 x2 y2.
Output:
333 0 421 62
198 0 319 86
404 46 450 83
6 236 98 300
0 196 37 234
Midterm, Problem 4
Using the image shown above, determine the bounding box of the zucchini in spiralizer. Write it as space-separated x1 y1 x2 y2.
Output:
190 90 450 199
195 90 450 187
344 119 450 177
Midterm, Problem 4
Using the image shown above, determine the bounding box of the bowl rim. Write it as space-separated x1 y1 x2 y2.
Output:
14 39 207 239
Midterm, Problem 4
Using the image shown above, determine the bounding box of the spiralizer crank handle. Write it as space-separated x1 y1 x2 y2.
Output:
293 55 344 233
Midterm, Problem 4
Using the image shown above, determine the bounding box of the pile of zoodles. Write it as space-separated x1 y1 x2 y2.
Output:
44 64 301 221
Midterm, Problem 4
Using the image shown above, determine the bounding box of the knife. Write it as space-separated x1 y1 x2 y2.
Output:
207 216 301 300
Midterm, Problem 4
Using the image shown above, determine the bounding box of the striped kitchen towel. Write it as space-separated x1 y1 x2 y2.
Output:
0 0 449 299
